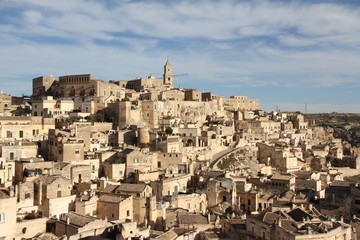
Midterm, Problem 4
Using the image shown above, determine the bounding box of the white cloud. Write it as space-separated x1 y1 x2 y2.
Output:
0 0 359 112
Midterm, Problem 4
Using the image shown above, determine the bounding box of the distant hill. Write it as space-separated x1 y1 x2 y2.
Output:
305 113 360 147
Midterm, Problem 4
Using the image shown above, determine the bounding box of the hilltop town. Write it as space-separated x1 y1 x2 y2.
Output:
0 60 359 240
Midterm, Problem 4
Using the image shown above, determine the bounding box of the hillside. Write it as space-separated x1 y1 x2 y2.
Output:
305 113 360 147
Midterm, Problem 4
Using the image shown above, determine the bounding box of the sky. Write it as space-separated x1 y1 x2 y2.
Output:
0 0 360 113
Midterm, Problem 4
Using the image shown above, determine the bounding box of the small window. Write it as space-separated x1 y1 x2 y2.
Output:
6 131 12 138
126 210 130 217
9 152 14 160
75 150 80 154
0 213 5 222
25 193 31 199
19 131 23 138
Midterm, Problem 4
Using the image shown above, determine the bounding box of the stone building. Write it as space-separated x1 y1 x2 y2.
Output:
33 175 75 218
0 189 17 240
32 76 56 96
106 183 156 225
75 194 98 217
54 211 113 238
246 207 351 240
0 92 12 116
97 194 133 221
150 174 191 201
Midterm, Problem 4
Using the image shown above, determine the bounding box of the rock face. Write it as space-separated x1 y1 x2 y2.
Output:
305 113 360 147
216 147 258 176
333 127 360 147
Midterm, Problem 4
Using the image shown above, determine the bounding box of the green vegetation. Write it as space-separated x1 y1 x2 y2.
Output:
165 127 173 135
217 153 239 170
326 156 343 167
349 174 360 183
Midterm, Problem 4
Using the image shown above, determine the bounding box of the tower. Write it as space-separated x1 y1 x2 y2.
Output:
163 59 173 88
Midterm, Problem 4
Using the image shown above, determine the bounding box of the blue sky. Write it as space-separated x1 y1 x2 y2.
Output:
1 0 360 113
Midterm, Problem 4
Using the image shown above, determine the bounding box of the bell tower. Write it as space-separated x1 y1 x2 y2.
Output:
163 59 173 88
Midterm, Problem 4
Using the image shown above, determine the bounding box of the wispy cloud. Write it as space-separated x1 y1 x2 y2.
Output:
0 0 359 112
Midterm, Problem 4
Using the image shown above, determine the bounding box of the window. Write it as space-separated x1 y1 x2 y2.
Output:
6 131 12 138
126 210 130 217
187 203 190 209
75 150 80 154
0 213 5 222
133 159 139 163
25 193 31 199
9 152 14 160
92 210 97 216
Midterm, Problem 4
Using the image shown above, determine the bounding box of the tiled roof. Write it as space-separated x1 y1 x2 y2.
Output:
177 213 208 225
255 211 285 225
115 183 147 194
60 211 98 227
99 194 124 203
33 175 65 185
271 174 294 180
103 184 119 193
155 229 178 239
287 208 313 222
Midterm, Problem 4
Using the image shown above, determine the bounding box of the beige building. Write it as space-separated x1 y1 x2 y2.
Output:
32 76 56 96
246 207 351 240
33 175 75 218
32 96 74 118
0 92 12 116
75 194 98 217
97 194 133 221
151 174 191 201
54 211 113 238
0 189 17 240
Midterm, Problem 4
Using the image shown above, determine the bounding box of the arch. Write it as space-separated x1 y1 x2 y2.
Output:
174 184 179 194
80 86 85 96
70 86 75 96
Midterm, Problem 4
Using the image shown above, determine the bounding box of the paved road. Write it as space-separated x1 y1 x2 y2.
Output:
209 142 240 169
